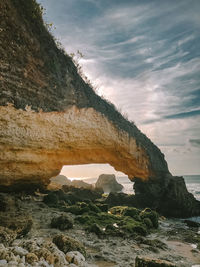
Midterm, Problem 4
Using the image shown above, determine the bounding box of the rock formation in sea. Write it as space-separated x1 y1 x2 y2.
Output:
50 175 72 186
95 174 123 193
0 0 199 217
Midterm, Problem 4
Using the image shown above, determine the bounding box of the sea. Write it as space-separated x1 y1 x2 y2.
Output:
83 175 200 201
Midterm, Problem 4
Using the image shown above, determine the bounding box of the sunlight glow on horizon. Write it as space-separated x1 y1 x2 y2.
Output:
60 163 126 179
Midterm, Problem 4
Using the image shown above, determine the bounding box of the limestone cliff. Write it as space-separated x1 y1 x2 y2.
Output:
0 0 199 216
0 0 168 185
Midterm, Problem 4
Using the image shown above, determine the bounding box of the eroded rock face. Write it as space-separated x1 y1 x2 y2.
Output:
0 0 169 188
134 175 200 217
0 104 156 187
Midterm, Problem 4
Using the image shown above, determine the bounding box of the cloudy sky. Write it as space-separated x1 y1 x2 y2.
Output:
37 0 200 177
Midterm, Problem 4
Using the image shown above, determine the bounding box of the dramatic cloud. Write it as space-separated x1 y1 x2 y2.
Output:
189 139 200 147
37 0 200 175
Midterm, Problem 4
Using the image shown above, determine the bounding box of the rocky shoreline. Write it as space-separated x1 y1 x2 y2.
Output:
0 187 200 267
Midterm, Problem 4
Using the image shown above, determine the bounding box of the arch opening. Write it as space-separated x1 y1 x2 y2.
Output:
50 163 135 194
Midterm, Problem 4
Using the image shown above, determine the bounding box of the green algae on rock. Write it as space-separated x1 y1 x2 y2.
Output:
52 234 86 257
135 256 176 267
50 214 73 230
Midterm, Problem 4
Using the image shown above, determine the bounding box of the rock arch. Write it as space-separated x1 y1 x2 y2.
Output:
0 0 199 217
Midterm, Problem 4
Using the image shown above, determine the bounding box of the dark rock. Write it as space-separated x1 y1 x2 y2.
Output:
184 219 200 228
62 186 103 202
43 189 88 207
64 204 90 215
105 224 124 237
63 202 101 215
95 203 108 212
0 194 7 211
143 218 153 228
109 206 141 221
87 223 104 236
0 214 33 237
53 234 86 256
95 174 123 193
105 192 136 207
51 214 73 230
43 192 59 206
142 239 168 251
120 219 147 236
88 203 101 213
140 208 159 229
135 256 176 267
75 212 120 229
134 175 200 218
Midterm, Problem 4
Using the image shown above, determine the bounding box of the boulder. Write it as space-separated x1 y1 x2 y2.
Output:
0 213 33 238
62 186 103 202
95 174 123 193
0 226 17 245
52 234 86 257
135 256 176 267
134 175 200 218
184 219 200 228
87 223 104 236
105 192 136 207
51 215 73 230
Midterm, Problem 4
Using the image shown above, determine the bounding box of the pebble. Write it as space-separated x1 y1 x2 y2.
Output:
8 261 18 267
12 246 28 257
25 253 39 264
0 260 7 266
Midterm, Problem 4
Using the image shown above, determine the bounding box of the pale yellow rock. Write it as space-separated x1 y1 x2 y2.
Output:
0 104 151 187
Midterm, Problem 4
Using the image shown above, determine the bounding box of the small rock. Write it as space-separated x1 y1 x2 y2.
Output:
0 226 17 246
0 214 33 238
51 214 73 230
184 219 200 228
25 253 38 264
0 260 7 266
8 261 18 267
66 251 85 265
12 246 28 257
53 234 86 257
